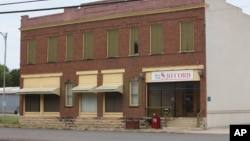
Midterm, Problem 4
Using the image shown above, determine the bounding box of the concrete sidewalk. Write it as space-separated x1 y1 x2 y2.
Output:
183 126 229 135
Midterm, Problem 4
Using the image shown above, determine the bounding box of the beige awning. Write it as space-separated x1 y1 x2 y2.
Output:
16 87 60 95
72 86 96 93
96 84 123 93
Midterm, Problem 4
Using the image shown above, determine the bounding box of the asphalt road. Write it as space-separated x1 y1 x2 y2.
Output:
0 127 229 141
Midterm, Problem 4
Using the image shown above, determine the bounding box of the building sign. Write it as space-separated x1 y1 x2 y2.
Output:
152 70 194 82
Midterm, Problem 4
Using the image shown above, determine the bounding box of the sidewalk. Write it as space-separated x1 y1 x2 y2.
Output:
184 126 229 135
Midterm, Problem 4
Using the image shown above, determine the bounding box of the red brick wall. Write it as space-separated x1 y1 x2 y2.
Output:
20 5 206 117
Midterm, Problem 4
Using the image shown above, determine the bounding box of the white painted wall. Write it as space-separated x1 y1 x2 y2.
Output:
206 0 250 127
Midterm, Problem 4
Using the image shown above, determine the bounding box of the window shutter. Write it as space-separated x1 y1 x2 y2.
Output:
151 25 163 54
138 79 143 106
124 80 130 107
84 32 93 59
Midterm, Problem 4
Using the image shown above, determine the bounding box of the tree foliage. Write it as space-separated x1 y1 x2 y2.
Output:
0 64 19 87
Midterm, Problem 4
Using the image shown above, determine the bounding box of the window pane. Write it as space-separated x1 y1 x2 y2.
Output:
83 32 93 59
105 92 122 112
107 30 119 57
81 93 97 112
25 95 40 112
27 39 36 64
181 22 194 51
66 35 73 61
130 27 139 55
151 25 163 54
130 82 139 106
65 83 73 106
48 36 57 62
44 94 59 112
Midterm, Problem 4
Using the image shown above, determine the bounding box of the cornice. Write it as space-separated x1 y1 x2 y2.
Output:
20 3 207 31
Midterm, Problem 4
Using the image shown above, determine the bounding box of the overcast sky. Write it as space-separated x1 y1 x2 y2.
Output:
0 0 250 70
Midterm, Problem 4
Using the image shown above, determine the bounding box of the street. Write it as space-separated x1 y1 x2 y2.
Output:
0 127 229 141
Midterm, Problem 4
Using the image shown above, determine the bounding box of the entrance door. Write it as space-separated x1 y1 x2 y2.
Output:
147 82 199 117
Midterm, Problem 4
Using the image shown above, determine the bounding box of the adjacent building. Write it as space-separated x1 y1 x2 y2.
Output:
0 87 20 114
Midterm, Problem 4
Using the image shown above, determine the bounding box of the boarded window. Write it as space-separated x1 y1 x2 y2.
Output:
181 22 194 52
150 25 163 54
83 32 94 60
130 27 139 55
27 39 36 64
25 95 40 112
107 30 119 57
47 36 57 62
66 35 73 61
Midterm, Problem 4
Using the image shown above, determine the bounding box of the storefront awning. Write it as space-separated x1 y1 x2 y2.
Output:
71 86 96 93
96 84 123 93
16 87 60 95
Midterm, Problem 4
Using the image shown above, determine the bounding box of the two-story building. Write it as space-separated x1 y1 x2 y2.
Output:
18 0 207 129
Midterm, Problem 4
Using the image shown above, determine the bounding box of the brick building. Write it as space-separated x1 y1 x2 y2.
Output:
18 0 206 129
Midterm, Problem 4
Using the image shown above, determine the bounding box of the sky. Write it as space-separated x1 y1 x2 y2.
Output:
0 0 250 70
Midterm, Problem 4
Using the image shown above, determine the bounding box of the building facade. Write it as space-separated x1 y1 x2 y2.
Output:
19 0 206 128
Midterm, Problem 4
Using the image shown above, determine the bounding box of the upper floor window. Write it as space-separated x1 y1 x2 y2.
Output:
66 35 73 61
107 29 119 58
129 27 139 56
47 36 57 62
27 39 36 64
180 21 194 52
150 24 163 55
83 32 94 60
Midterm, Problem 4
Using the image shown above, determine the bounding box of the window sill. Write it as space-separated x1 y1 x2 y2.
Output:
106 56 119 59
128 54 139 57
148 53 164 56
179 50 194 53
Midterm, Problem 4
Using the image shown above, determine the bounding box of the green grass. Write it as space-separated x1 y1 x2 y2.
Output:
0 115 19 124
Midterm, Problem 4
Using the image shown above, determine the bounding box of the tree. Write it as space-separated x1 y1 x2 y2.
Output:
8 69 20 86
0 64 19 87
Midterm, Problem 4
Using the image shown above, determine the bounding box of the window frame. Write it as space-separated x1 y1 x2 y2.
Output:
65 81 74 107
107 29 119 58
47 36 57 63
130 81 139 107
83 32 94 60
129 27 139 56
180 21 194 52
27 38 36 64
150 24 163 55
66 35 74 61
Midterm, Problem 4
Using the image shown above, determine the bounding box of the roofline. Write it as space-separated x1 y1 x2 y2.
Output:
20 3 207 31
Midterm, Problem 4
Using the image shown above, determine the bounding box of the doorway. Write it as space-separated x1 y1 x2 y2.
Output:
147 82 200 117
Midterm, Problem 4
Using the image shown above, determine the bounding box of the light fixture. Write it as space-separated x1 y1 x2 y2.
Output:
139 72 145 80
198 69 202 76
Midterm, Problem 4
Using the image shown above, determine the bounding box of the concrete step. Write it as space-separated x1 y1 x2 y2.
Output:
165 117 198 128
